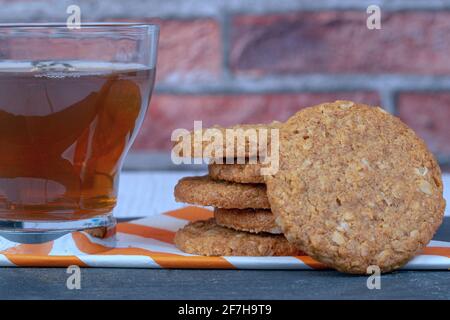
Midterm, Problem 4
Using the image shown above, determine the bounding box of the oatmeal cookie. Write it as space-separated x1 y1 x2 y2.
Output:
174 218 300 256
265 100 446 274
214 208 281 234
174 175 270 209
209 163 264 184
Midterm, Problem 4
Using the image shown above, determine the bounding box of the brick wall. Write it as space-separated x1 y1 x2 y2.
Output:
2 0 450 170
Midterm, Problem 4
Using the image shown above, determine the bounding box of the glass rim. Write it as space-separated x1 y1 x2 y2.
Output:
0 22 159 30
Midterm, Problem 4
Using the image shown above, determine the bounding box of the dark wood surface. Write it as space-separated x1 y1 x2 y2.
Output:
0 218 449 300
1 268 450 300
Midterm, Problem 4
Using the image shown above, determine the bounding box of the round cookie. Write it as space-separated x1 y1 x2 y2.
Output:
265 100 446 274
174 218 301 256
214 208 282 234
174 175 270 209
209 163 264 184
173 121 281 159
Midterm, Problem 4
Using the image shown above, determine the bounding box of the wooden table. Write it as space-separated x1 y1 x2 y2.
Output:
2 268 450 300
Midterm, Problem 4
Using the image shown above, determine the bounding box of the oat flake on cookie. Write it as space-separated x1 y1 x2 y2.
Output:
265 100 446 274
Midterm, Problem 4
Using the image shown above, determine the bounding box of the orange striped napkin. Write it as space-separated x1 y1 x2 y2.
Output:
0 206 449 269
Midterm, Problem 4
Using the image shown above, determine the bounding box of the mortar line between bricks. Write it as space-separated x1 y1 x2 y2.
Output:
124 152 207 171
379 90 397 115
155 75 450 94
219 11 233 82
221 1 450 14
1 0 450 21
123 152 450 171
391 91 401 117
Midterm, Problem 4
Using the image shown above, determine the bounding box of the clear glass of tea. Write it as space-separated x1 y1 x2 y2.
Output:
0 23 159 243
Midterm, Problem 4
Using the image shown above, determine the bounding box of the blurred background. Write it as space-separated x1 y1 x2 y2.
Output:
1 0 450 171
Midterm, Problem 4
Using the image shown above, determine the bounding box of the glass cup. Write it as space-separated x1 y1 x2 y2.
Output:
0 23 159 244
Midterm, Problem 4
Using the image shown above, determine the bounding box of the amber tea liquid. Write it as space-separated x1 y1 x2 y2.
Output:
0 61 155 221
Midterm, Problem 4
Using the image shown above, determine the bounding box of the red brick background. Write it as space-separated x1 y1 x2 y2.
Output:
230 12 450 75
1 1 450 168
155 19 222 83
134 9 450 165
398 93 450 156
135 92 380 151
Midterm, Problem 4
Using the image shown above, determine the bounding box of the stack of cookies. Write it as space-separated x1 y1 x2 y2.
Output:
173 168 302 256
172 101 446 274
173 122 302 256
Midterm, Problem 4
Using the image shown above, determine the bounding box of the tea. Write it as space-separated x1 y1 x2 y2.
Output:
0 61 155 220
